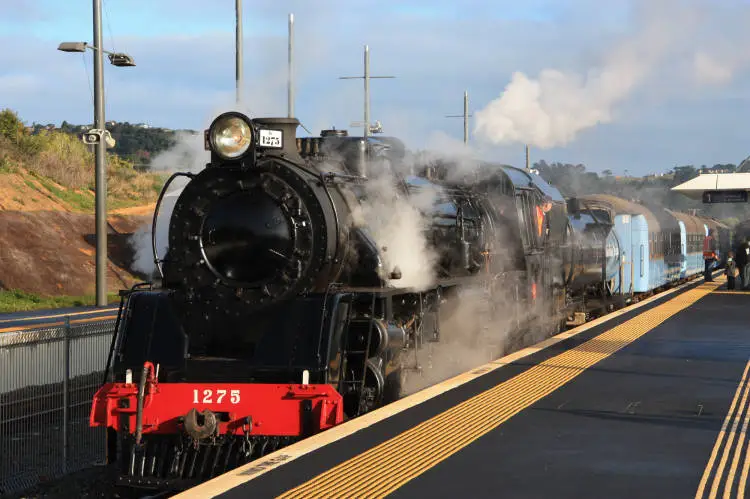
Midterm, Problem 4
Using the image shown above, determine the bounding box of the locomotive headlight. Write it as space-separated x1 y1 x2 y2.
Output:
209 114 253 159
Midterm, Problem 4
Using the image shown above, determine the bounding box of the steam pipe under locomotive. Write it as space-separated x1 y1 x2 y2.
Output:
91 112 580 492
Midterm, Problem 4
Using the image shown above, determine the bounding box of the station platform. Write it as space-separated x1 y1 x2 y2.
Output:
176 274 750 499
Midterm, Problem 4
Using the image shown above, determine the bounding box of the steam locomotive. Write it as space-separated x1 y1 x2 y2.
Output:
90 112 712 492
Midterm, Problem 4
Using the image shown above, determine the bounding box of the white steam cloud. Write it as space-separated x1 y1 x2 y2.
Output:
354 168 441 291
128 132 205 277
149 131 208 174
129 190 179 276
472 0 747 149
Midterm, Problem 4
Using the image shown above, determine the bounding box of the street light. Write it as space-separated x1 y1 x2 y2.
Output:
57 0 135 307
57 42 135 67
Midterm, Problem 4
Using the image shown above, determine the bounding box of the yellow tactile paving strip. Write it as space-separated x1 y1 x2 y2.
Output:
696 358 750 499
277 280 724 499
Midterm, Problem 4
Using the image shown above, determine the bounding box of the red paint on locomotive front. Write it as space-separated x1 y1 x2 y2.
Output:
90 363 344 437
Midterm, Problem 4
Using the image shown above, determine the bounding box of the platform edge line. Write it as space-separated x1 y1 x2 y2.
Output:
695 359 750 499
724 381 750 499
711 365 750 499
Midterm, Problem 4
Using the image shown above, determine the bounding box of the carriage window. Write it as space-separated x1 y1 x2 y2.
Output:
516 197 530 250
515 192 541 250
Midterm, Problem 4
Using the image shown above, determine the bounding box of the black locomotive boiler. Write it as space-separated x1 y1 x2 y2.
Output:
92 112 590 491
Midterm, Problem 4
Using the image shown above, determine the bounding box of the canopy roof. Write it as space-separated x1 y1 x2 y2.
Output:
670 173 750 200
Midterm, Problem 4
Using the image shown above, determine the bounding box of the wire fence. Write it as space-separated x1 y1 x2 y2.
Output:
0 318 116 496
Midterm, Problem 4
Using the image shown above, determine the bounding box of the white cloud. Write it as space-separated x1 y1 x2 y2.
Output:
471 0 750 150
693 52 735 85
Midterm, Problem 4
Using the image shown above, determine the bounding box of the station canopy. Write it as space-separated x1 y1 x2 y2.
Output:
671 156 750 202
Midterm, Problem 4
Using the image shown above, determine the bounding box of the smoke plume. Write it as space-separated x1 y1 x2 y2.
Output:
473 1 711 149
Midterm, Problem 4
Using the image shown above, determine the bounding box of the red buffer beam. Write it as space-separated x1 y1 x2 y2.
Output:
91 363 345 438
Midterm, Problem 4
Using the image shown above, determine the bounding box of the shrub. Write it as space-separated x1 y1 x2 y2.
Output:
0 109 25 143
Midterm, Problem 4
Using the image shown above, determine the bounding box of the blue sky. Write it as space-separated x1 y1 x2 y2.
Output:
2 0 750 175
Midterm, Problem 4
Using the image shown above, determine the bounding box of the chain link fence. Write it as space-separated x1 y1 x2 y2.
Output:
0 318 116 496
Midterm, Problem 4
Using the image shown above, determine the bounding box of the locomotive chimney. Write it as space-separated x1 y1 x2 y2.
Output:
253 117 303 163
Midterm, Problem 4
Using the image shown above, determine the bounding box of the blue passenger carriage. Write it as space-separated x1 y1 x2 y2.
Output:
574 195 657 294
651 208 682 288
666 209 704 278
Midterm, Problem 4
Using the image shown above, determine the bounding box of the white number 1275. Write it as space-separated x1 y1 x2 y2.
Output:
192 389 241 404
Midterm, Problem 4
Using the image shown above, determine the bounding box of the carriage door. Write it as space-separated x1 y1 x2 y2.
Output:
678 221 687 276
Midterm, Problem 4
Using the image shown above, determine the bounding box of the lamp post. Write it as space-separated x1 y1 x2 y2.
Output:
57 1 135 307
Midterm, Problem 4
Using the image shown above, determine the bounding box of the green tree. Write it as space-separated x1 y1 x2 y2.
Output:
0 108 25 143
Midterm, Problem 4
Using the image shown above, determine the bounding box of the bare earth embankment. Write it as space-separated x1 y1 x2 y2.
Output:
0 169 155 304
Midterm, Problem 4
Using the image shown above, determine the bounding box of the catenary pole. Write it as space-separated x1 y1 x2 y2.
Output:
236 0 243 104
288 13 294 117
339 45 394 136
445 90 473 145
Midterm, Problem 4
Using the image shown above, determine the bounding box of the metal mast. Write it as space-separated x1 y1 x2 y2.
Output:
235 0 243 104
445 90 473 144
339 45 394 137
288 13 294 118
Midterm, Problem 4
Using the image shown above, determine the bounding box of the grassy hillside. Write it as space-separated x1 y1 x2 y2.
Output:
0 108 164 313
0 109 166 211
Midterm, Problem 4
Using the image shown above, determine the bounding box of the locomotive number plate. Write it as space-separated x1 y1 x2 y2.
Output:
258 129 283 148
192 388 241 404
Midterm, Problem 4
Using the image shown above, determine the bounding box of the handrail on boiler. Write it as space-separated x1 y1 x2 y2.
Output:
151 172 196 279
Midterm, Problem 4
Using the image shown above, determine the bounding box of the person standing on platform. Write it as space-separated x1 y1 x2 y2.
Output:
734 237 750 289
737 236 750 289
726 251 739 290
703 229 717 282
